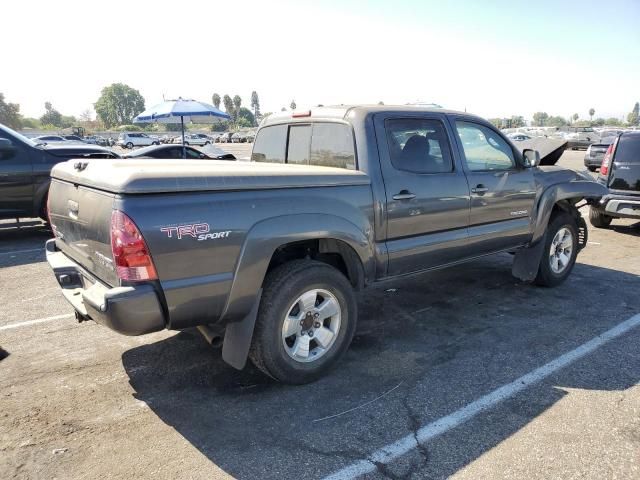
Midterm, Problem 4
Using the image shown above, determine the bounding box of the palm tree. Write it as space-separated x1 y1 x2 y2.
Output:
290 100 297 110
212 93 221 109
589 108 595 123
233 95 242 122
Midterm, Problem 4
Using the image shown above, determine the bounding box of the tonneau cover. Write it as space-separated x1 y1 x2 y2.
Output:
51 159 371 194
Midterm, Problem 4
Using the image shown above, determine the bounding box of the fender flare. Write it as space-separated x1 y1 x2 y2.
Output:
512 180 607 282
221 213 374 369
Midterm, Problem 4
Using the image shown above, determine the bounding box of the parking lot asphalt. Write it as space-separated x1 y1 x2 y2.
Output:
1 150 639 480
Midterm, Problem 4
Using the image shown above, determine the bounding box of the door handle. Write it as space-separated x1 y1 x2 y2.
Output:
471 185 489 194
392 190 416 201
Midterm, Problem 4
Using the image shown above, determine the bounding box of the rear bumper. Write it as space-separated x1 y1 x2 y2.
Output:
583 156 602 168
46 239 166 335
599 194 640 219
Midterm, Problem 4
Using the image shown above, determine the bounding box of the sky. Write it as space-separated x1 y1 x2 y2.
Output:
2 0 639 123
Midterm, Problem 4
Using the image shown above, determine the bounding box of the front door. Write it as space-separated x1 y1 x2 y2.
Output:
452 119 536 253
375 114 471 276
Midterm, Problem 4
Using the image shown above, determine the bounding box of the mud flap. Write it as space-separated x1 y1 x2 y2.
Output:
222 289 262 370
512 241 546 282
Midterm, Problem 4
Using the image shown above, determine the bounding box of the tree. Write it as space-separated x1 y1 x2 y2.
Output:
232 95 242 121
212 93 221 109
281 107 287 112
546 116 567 127
532 112 549 127
238 107 255 127
572 113 579 123
94 83 145 128
593 117 605 126
605 117 623 127
588 108 595 122
79 109 93 122
510 116 525 128
627 102 639 126
378 101 384 105
0 93 22 129
40 102 63 127
290 100 297 110
223 95 234 118
250 91 260 119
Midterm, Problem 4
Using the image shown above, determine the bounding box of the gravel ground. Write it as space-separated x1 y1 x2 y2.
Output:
0 150 638 480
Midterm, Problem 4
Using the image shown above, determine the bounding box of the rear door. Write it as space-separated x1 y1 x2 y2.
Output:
0 131 34 217
451 119 536 253
609 133 640 195
374 113 471 275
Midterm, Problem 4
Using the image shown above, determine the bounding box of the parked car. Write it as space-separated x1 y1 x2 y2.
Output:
584 137 615 172
231 132 246 143
565 127 600 150
117 132 159 149
83 135 108 146
45 105 606 384
62 135 85 142
506 133 532 142
0 123 119 220
245 131 256 143
32 135 67 143
122 144 235 160
218 132 233 143
589 131 640 228
175 134 211 146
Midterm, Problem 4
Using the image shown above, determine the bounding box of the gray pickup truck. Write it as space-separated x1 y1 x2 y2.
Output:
46 106 606 384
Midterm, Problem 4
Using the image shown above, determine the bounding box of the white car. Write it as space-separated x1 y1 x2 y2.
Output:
179 134 212 146
118 132 159 149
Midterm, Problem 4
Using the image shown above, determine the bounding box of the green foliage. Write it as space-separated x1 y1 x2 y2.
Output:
237 117 252 128
40 102 63 127
94 83 145 128
593 118 606 126
20 117 40 129
212 93 221 109
588 108 595 120
251 91 260 118
290 100 297 110
232 95 242 121
238 107 255 127
572 113 579 122
210 120 230 132
627 102 639 126
115 124 142 132
605 117 623 126
0 93 22 129
546 116 567 127
532 112 549 127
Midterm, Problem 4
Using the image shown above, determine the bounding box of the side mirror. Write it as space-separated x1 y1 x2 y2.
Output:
0 138 14 152
522 149 540 168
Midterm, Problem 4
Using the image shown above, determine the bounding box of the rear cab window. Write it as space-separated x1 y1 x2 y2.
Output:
252 122 356 170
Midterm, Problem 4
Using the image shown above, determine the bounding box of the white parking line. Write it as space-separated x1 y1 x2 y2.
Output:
0 248 44 256
324 313 640 480
0 314 73 331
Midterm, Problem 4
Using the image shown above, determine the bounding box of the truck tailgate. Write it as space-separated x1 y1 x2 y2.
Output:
48 178 119 287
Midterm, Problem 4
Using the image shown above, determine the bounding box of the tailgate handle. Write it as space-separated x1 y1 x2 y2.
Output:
67 200 79 218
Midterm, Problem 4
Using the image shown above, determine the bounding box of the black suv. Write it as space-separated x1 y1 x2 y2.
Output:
590 131 640 228
0 123 119 221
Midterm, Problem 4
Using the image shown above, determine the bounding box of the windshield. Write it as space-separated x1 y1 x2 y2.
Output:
0 123 37 146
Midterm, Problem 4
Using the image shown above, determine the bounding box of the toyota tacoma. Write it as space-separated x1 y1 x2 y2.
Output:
46 106 607 384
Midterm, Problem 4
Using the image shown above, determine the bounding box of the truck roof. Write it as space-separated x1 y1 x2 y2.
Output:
261 104 469 126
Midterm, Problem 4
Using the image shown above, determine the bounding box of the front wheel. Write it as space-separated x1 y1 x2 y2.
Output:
534 212 579 287
249 260 357 384
126 142 134 149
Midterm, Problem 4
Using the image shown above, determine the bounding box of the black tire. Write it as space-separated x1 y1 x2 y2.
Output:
589 206 612 229
587 166 597 172
205 141 210 145
152 141 159 145
534 212 579 287
126 142 133 149
249 260 357 384
184 142 189 146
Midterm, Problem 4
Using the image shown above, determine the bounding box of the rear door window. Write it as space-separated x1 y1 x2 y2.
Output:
310 123 356 169
251 125 287 163
615 134 640 164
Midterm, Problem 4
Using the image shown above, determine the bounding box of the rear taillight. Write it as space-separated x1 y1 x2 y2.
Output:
110 210 157 281
600 144 613 176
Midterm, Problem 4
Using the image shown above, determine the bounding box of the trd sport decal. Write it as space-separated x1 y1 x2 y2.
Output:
160 223 231 241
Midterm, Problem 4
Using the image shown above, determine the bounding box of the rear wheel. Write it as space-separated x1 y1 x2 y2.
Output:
534 212 579 287
249 260 357 384
126 142 133 149
589 206 612 229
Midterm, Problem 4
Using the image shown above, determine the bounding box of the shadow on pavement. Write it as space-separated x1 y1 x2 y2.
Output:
611 220 640 237
122 257 640 479
0 220 50 268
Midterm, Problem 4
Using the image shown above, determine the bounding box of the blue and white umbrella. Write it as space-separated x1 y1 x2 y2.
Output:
133 97 231 158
